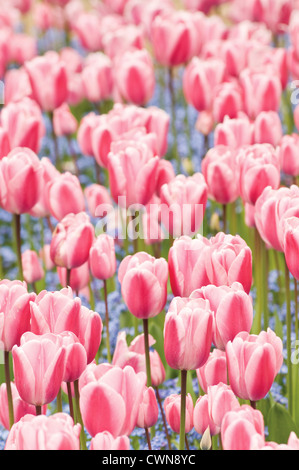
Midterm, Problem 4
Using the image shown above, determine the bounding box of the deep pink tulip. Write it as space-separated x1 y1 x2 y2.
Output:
251 0 292 34
52 103 78 137
221 404 265 450
29 157 60 218
254 185 299 252
194 383 240 437
58 331 87 383
118 252 168 320
0 147 42 215
164 297 213 371
253 111 283 147
77 305 103 365
164 393 194 434
5 413 81 450
226 329 283 402
214 115 254 149
90 431 130 450
204 232 253 294
196 349 228 393
30 287 82 337
283 217 299 280
79 365 146 437
0 97 45 153
190 282 253 350
0 280 35 352
236 143 281 206
84 184 112 218
278 134 299 177
50 212 94 270
137 386 159 429
0 127 9 160
112 331 166 387
155 159 175 196
0 382 47 430
107 141 159 209
202 145 239 205
159 173 208 238
25 51 68 112
115 48 155 106
46 172 85 221
89 234 117 281
183 57 226 112
81 53 114 104
21 250 44 285
168 235 211 297
12 333 66 406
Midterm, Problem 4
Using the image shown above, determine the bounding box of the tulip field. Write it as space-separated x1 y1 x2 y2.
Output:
3 0 299 453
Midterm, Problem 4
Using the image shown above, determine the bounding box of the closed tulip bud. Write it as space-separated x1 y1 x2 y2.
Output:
52 103 77 137
196 349 228 393
77 305 103 365
190 283 253 350
164 297 213 371
25 51 68 112
90 431 130 450
202 145 239 205
137 386 159 429
253 111 283 147
22 250 44 285
12 333 66 406
50 212 94 270
81 53 114 104
0 147 43 215
89 234 117 281
0 280 35 352
5 413 81 450
168 235 211 297
164 393 194 434
194 383 240 436
226 329 283 402
58 331 87 383
46 172 85 221
118 252 168 320
278 134 299 177
221 404 265 451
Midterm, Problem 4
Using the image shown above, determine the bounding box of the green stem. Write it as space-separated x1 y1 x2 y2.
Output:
145 427 152 450
4 351 14 429
66 268 71 288
222 204 227 233
13 214 23 281
56 388 62 412
143 318 152 388
179 369 187 451
35 405 42 416
67 382 75 421
74 379 87 450
254 228 262 333
155 386 171 450
285 259 293 418
103 279 111 363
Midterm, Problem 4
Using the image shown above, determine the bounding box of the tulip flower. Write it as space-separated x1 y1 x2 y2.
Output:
57 261 90 295
5 413 81 450
214 115 254 149
196 349 228 393
137 386 159 446
29 157 60 219
278 134 299 177
52 103 78 137
81 52 114 104
221 404 265 450
226 329 283 403
77 112 102 157
212 80 244 123
12 333 66 409
46 172 85 221
253 111 283 147
84 184 112 218
283 217 299 280
21 250 44 287
164 393 194 434
90 431 130 450
77 305 103 365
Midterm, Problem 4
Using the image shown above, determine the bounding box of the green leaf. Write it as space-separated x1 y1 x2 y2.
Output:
267 402 299 444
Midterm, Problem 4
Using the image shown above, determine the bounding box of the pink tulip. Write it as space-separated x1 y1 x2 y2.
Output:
283 217 299 280
204 232 253 294
155 160 175 196
159 173 208 238
164 393 194 434
77 305 103 365
0 97 45 154
115 48 155 106
137 386 159 429
8 33 37 66
236 143 281 206
183 57 226 112
0 127 9 160
194 383 240 437
5 413 81 450
0 382 47 430
12 333 66 406
0 280 35 352
164 297 213 371
201 145 239 205
89 234 116 281
81 53 114 104
3 67 32 104
251 0 292 34
29 157 60 219
25 51 68 112
84 184 112 218
50 212 94 270
79 365 146 437
226 328 283 402
190 282 253 350
90 431 130 450
52 103 77 137
57 261 90 293
253 111 283 147
118 252 168 320
46 172 85 221
77 112 102 157
58 331 87 383
102 24 144 60
21 250 44 285
72 12 103 52
168 235 211 297
221 404 265 450
30 287 82 337
196 349 228 393
107 141 159 209
91 115 115 168
278 134 299 176
214 115 254 149
212 80 244 123
112 331 166 387
0 147 42 215
143 106 170 157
